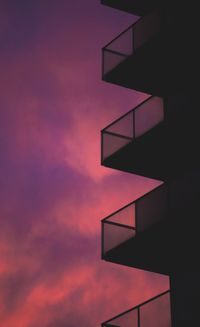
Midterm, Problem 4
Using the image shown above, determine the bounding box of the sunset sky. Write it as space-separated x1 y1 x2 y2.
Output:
0 1 169 326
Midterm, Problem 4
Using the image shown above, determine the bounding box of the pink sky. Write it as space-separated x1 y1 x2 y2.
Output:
0 1 169 326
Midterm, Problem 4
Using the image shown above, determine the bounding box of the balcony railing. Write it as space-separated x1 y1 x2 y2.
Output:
102 10 161 77
101 171 200 273
102 183 168 258
101 96 164 163
102 290 171 327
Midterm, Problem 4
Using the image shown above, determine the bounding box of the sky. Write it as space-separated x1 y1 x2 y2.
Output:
0 1 169 326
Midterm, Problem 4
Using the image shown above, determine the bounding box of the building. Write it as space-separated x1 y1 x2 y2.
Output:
100 1 200 326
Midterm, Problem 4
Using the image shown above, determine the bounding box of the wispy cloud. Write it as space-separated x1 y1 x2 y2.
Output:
0 1 167 326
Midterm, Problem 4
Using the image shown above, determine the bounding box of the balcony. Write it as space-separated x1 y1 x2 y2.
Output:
101 95 200 181
101 0 160 16
102 183 169 274
102 9 196 95
102 290 171 327
102 96 167 180
101 172 200 274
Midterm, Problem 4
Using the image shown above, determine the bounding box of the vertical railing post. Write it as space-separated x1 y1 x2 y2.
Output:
138 307 141 327
101 131 104 164
101 221 104 259
133 109 135 140
101 48 104 79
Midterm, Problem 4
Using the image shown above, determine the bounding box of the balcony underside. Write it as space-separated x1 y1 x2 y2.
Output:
103 206 200 275
103 221 170 275
102 121 199 181
103 37 197 96
101 0 159 16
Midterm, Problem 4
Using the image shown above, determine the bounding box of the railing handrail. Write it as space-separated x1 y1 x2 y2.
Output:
101 95 153 133
102 201 136 223
101 182 164 224
135 182 165 204
102 290 170 326
102 21 136 51
101 130 133 140
102 8 161 51
103 48 130 57
102 220 136 230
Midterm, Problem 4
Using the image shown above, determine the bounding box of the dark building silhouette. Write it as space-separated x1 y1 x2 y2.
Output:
100 1 200 326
